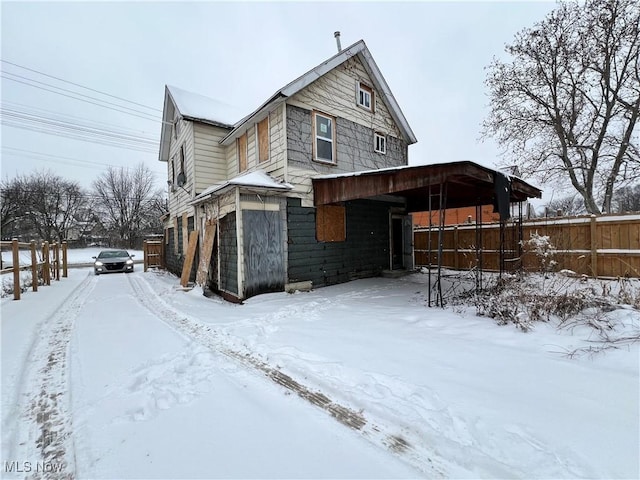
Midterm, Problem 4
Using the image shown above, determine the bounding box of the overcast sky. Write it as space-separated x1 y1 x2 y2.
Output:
1 1 555 194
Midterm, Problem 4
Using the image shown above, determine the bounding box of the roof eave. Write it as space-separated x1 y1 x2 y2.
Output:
158 86 173 162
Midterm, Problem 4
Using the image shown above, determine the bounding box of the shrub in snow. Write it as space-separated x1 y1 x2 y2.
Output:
522 232 557 274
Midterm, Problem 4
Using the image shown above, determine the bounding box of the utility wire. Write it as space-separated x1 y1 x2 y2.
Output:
1 74 167 124
2 108 158 144
2 147 164 174
1 59 161 112
2 100 159 137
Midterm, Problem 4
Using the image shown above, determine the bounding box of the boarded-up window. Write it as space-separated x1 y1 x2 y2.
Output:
237 133 247 172
257 118 269 162
316 205 346 242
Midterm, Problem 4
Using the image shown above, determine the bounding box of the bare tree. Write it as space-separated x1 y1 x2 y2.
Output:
483 0 640 214
545 193 586 216
93 163 165 248
0 176 27 239
614 183 640 212
8 171 87 243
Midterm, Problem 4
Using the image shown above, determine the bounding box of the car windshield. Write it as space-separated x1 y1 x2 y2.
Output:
97 251 129 259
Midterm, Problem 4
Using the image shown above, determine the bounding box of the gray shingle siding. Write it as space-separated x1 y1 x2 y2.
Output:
286 104 407 174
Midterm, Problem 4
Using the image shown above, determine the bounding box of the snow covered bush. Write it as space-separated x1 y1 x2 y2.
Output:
522 232 557 273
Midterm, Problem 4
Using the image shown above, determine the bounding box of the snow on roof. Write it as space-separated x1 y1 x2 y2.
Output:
167 85 244 127
192 170 293 204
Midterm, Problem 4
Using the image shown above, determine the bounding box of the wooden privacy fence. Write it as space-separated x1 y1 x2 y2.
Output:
143 238 164 272
0 239 68 300
414 213 640 278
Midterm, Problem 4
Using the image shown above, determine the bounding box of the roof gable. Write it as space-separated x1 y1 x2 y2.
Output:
158 85 245 162
220 40 417 146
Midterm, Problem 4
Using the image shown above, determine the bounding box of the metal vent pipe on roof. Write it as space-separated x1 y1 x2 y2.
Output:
334 31 342 52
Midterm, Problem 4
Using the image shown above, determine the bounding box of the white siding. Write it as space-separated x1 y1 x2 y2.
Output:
193 123 228 193
288 56 402 139
168 119 195 220
224 104 287 183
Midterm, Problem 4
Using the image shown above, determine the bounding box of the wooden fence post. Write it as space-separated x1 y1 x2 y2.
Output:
43 242 50 285
30 240 38 292
590 215 598 278
12 238 20 300
143 240 148 272
54 242 60 281
62 241 68 278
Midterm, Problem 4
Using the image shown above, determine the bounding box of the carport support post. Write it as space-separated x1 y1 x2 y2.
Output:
30 240 38 292
62 241 68 278
12 238 20 300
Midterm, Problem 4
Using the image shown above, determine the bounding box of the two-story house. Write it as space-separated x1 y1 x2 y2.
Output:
158 39 541 302
158 40 418 301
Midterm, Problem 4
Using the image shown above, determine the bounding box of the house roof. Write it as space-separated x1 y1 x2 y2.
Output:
190 170 293 205
312 161 542 212
160 40 416 162
167 85 244 127
158 85 246 162
219 40 417 146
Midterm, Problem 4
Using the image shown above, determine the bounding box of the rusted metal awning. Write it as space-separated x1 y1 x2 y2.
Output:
312 161 541 211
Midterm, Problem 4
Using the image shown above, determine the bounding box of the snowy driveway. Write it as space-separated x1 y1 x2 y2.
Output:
1 270 416 479
2 267 639 478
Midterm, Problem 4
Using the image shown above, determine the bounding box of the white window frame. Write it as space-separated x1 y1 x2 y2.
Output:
374 132 386 154
357 82 373 111
313 111 336 164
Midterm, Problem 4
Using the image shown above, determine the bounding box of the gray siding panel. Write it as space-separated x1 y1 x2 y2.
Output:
219 213 238 295
243 210 285 298
286 104 407 174
287 198 391 287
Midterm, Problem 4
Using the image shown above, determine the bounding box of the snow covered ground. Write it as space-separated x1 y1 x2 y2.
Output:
1 257 638 478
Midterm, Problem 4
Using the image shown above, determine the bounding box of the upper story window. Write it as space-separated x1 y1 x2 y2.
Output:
374 132 386 154
357 82 373 111
257 117 269 163
313 111 336 164
237 133 248 172
173 117 181 139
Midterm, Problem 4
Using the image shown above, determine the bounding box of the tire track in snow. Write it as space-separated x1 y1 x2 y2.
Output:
10 272 96 480
127 275 448 477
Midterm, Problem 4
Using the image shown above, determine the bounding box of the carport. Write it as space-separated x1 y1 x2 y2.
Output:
312 161 542 306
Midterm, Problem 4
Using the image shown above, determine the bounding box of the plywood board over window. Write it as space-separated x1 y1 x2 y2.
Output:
316 205 346 242
257 117 269 162
237 133 248 172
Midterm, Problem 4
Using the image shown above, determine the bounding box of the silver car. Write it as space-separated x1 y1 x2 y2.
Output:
93 250 135 275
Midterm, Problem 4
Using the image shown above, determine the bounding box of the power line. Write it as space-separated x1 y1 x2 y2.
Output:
1 146 164 174
2 108 158 144
1 59 161 112
1 74 167 124
2 100 159 137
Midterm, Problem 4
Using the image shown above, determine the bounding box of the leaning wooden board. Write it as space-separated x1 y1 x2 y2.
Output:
196 222 217 286
180 230 199 287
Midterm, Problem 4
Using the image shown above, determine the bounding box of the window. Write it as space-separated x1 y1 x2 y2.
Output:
313 112 336 164
173 116 181 139
374 132 386 154
316 205 346 242
357 82 373 111
257 117 269 162
237 133 247 172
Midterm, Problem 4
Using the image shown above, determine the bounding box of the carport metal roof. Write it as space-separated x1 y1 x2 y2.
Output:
312 161 541 211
